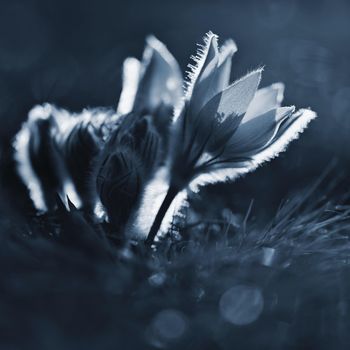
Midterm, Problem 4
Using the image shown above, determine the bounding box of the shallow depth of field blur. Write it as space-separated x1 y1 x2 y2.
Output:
1 0 350 349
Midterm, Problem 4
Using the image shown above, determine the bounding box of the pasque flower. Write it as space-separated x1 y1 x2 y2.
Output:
13 32 316 247
144 32 316 245
13 35 182 218
93 35 182 229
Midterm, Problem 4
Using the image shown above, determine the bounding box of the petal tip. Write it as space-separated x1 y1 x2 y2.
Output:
145 35 164 52
204 31 219 42
234 67 263 91
296 108 318 123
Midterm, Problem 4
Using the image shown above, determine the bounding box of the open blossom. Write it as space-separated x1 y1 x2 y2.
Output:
144 32 316 245
13 31 316 246
169 32 316 189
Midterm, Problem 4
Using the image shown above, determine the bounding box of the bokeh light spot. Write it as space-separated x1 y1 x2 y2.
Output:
219 285 264 326
151 309 187 341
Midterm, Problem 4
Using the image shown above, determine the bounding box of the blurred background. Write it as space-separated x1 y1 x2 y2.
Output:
0 0 349 218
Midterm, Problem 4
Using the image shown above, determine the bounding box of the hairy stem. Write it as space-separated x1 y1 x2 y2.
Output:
145 185 179 246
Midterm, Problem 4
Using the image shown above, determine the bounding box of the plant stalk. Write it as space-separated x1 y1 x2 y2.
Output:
145 185 179 246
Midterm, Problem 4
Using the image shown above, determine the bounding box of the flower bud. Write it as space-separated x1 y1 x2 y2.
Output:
96 148 142 229
60 121 102 209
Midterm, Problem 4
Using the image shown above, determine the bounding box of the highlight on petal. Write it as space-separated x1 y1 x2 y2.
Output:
13 104 82 211
62 180 82 210
185 32 218 99
187 32 219 115
250 108 317 167
185 34 238 117
117 57 141 115
133 35 183 113
244 82 285 122
13 112 47 211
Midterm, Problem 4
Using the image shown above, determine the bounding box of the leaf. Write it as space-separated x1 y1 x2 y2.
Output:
55 195 112 261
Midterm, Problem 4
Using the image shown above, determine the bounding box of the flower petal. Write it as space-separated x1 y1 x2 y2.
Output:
189 108 317 190
13 104 81 211
215 39 237 91
250 108 317 165
13 113 48 211
172 69 262 173
189 69 262 128
117 57 141 115
216 68 263 118
187 32 220 116
190 38 237 115
243 82 285 123
190 90 243 157
185 68 262 133
267 108 314 148
133 35 182 112
61 121 102 206
228 106 295 155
